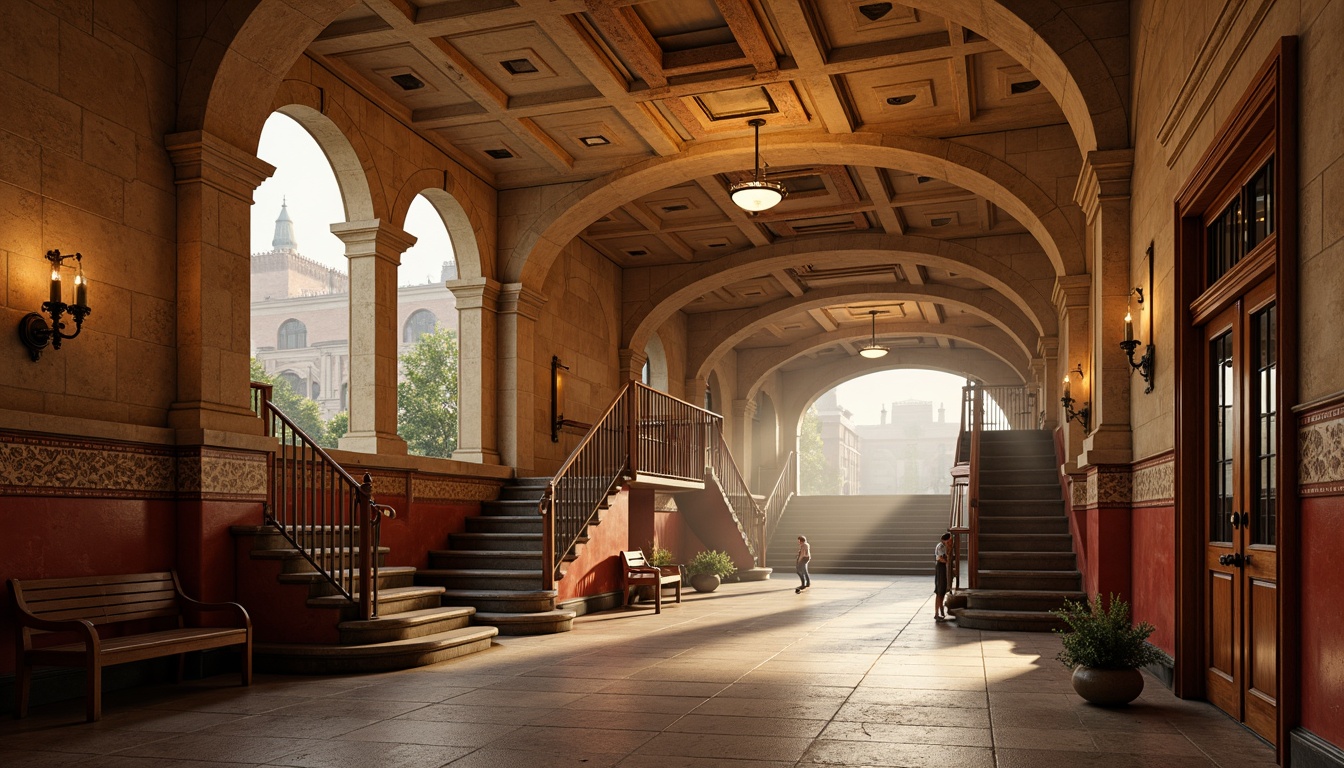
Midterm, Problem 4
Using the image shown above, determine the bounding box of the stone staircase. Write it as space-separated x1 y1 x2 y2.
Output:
232 525 497 674
415 477 577 635
764 495 951 575
953 429 1084 631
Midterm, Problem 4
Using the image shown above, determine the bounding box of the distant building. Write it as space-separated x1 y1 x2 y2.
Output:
856 400 960 495
250 202 458 418
813 390 862 495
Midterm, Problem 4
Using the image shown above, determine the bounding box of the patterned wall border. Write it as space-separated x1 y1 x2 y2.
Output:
0 432 266 500
1298 397 1344 496
412 476 502 503
1132 452 1175 507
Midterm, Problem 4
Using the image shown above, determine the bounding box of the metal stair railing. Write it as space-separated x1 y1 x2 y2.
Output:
758 452 795 565
250 381 391 620
707 433 762 564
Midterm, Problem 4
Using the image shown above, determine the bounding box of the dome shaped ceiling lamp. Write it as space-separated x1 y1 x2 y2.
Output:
859 309 889 359
729 118 786 212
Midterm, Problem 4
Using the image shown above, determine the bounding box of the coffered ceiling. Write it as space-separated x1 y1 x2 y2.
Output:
308 0 1070 378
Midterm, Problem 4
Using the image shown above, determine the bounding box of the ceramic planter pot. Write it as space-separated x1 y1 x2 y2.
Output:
1071 665 1144 706
690 573 720 593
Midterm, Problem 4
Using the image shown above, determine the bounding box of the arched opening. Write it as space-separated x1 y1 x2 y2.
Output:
396 193 460 459
249 111 351 449
752 391 779 489
705 371 722 414
798 369 968 496
643 332 669 392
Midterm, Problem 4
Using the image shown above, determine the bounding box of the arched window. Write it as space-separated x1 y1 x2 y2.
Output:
277 371 304 395
403 309 438 343
278 319 307 350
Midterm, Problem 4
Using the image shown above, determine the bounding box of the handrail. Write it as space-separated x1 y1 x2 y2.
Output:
542 381 735 589
707 433 761 563
758 452 796 565
543 382 634 590
251 381 385 620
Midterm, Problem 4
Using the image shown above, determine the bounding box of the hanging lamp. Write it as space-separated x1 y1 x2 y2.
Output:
859 309 888 359
729 118 787 212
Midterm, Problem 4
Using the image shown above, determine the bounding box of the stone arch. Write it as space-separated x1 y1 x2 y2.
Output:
706 371 723 413
689 284 1039 383
626 232 1056 354
738 324 1031 403
268 101 378 223
510 134 1085 289
644 332 669 393
752 390 780 485
392 171 487 281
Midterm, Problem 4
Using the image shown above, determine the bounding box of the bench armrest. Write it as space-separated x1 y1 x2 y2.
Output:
13 612 100 652
171 573 251 631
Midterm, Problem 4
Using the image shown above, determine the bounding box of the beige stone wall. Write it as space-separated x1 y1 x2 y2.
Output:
1128 0 1344 459
0 2 179 427
532 240 624 473
656 312 691 402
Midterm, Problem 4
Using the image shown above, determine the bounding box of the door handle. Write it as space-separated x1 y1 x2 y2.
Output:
1229 511 1247 528
1218 553 1245 568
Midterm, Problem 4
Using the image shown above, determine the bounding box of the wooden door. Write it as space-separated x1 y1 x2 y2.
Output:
1202 278 1278 742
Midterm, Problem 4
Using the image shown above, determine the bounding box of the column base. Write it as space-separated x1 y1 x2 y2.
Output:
169 401 266 439
451 447 502 465
338 431 408 455
1078 425 1133 468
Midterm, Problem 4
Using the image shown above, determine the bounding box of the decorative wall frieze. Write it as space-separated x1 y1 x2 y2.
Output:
1299 400 1344 496
1132 452 1175 507
0 432 266 500
412 476 502 503
654 492 679 512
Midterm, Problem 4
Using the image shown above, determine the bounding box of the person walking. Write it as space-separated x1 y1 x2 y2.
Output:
795 535 811 594
934 532 951 621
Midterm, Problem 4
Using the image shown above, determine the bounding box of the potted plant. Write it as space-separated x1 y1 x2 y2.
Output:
1054 594 1168 706
685 550 736 593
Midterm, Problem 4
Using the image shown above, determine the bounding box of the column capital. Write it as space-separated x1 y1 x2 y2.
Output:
165 130 275 203
1037 335 1060 358
1053 274 1092 311
619 348 648 381
1073 148 1135 221
446 277 502 311
497 282 546 321
330 219 417 263
732 398 758 420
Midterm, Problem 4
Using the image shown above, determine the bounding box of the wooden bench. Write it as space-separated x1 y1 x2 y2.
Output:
620 550 682 614
9 571 252 722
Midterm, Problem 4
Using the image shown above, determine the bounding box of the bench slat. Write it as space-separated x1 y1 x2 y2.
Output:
27 589 179 616
32 628 247 659
15 572 174 592
21 579 176 604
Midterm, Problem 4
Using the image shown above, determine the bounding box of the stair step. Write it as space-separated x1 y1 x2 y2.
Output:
471 609 576 636
978 484 1062 501
277 566 416 596
466 516 542 534
338 606 475 644
963 589 1085 612
449 532 542 551
429 550 543 570
249 547 390 574
979 533 1075 552
436 589 558 613
978 552 1077 570
951 608 1067 632
481 499 543 515
417 569 543 591
253 626 498 674
976 569 1081 591
978 500 1066 517
979 517 1070 534
307 585 447 618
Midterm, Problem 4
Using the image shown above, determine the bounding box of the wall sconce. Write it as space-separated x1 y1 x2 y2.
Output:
19 250 92 362
1061 364 1091 432
550 356 592 442
1119 246 1156 393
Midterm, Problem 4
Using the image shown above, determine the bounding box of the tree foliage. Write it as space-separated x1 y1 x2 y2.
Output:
398 327 459 458
798 407 838 495
250 357 335 447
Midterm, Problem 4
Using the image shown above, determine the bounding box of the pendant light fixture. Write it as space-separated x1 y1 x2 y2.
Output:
730 118 786 212
859 309 888 358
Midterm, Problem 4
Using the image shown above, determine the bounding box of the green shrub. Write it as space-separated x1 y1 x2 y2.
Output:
1053 594 1168 670
685 550 736 578
646 543 675 567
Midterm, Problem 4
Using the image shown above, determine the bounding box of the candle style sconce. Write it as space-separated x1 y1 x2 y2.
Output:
1120 245 1156 394
1061 363 1091 432
550 356 592 442
19 250 92 362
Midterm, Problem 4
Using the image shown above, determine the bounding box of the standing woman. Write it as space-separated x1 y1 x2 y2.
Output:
795 535 812 594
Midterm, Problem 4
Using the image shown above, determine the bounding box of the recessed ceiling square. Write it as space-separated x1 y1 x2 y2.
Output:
693 86 777 121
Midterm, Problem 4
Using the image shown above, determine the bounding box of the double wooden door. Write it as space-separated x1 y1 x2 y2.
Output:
1203 277 1278 742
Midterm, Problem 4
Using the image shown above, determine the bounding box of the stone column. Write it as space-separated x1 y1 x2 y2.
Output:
730 398 758 478
685 376 708 410
447 277 501 464
1036 337 1060 431
1075 150 1135 467
497 282 546 472
1053 275 1091 473
331 219 415 455
619 348 648 384
164 131 275 439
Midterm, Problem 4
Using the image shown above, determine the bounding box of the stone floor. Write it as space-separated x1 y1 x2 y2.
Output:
0 576 1279 767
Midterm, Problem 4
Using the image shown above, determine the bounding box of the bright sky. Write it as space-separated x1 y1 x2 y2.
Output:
829 369 970 425
251 113 455 287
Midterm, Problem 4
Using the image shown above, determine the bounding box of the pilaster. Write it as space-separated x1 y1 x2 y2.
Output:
1053 275 1092 473
164 130 275 442
447 277 502 464
730 398 758 473
497 282 547 472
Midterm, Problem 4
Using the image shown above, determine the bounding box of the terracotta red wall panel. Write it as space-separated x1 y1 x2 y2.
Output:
373 498 477 569
1130 505 1175 654
1300 495 1344 746
555 490 630 602
0 497 177 675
